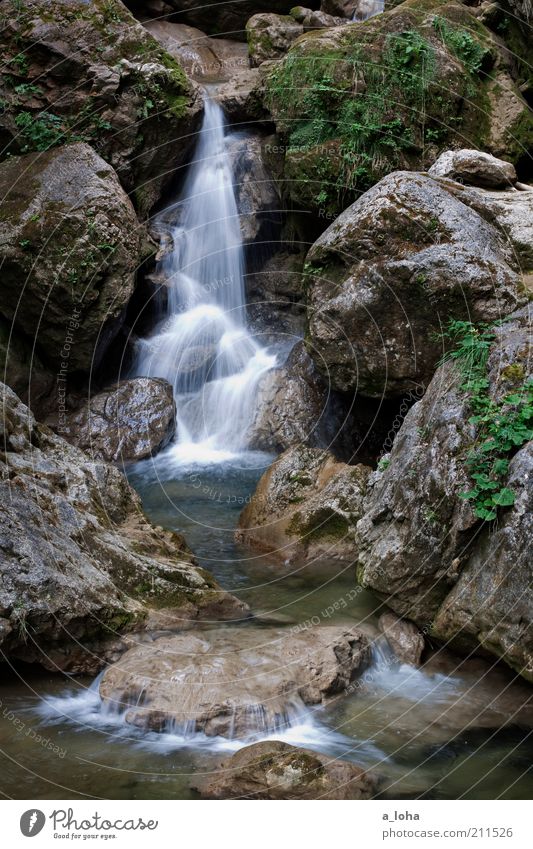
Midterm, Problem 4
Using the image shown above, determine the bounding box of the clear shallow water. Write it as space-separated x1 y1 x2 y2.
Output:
1 458 532 800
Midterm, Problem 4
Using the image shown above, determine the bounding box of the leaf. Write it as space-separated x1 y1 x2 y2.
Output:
475 505 497 521
492 488 515 507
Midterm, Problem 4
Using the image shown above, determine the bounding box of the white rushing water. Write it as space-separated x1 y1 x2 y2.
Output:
133 99 277 466
352 0 385 22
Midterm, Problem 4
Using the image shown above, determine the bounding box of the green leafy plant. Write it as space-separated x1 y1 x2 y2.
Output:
15 110 64 151
432 17 487 76
443 320 533 521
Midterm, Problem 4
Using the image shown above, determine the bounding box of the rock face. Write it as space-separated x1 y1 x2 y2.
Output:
246 14 304 66
99 625 370 735
194 741 378 799
0 143 142 374
428 149 517 188
263 0 533 215
237 445 370 566
378 612 425 666
357 307 533 681
305 171 525 396
60 378 176 463
0 0 202 216
0 383 246 673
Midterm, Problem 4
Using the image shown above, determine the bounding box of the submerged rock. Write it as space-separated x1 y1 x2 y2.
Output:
194 741 378 799
305 171 525 396
237 445 370 566
356 307 533 681
0 383 246 673
0 0 202 216
0 143 142 374
99 625 370 735
60 378 176 463
378 612 425 666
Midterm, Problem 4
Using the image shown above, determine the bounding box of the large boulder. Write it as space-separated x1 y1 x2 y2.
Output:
246 14 304 66
263 0 533 215
305 171 525 396
59 378 176 463
237 445 370 566
0 0 202 216
194 741 378 799
99 624 370 735
356 307 533 681
0 143 142 374
0 383 246 673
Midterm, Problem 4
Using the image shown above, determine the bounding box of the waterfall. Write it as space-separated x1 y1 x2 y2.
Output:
133 100 277 465
352 0 385 22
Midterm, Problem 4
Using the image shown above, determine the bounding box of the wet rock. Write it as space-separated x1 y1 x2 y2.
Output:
194 741 378 799
237 445 370 565
0 143 142 373
99 624 370 735
247 341 343 452
356 307 533 681
246 14 304 66
0 0 202 216
60 378 176 463
428 149 517 189
214 67 267 124
225 134 281 250
0 383 246 673
378 612 425 666
142 20 250 83
305 171 525 396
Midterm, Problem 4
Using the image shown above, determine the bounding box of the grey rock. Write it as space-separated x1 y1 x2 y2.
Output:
60 378 176 463
0 382 246 673
305 171 525 396
237 444 370 566
247 341 342 452
428 149 517 189
246 14 304 66
378 612 425 666
357 307 533 681
0 143 142 374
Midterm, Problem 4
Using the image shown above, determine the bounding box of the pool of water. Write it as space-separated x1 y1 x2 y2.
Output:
1 455 532 799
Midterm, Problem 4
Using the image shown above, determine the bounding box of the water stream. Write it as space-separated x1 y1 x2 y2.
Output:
133 99 277 466
1 96 532 800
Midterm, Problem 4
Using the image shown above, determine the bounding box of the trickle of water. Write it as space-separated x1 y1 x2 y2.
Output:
133 99 277 464
352 0 385 22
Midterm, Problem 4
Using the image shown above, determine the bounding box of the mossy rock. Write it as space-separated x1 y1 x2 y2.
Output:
0 0 202 216
263 0 522 216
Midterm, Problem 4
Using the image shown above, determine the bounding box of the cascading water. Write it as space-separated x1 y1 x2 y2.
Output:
352 0 385 22
133 99 277 465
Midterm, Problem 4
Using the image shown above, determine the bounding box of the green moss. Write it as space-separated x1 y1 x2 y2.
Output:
264 0 497 214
